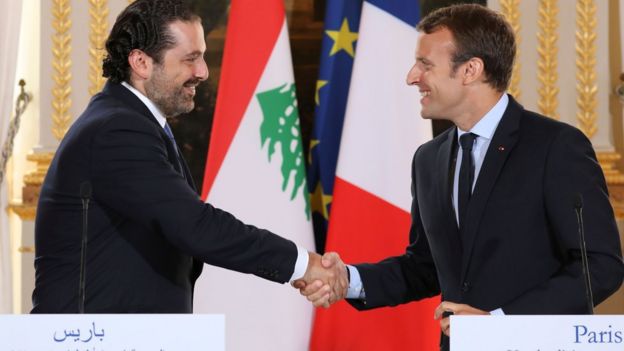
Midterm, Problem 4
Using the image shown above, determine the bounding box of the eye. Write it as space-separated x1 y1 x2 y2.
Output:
416 60 431 71
185 54 202 63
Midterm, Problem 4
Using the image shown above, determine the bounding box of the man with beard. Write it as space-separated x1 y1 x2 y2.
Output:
31 0 347 313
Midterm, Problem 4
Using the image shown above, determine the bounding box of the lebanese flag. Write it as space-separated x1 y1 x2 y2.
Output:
310 1 439 350
194 1 314 350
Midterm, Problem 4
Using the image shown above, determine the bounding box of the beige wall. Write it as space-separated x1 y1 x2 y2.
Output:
9 0 40 314
489 0 617 150
7 0 131 314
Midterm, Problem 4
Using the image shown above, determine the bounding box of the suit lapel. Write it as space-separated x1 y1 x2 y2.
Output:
170 143 186 173
165 135 199 192
438 128 461 240
106 82 203 281
104 82 196 191
459 96 522 282
435 128 461 262
178 149 197 191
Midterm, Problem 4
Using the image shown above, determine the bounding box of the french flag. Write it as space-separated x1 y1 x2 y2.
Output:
310 1 439 350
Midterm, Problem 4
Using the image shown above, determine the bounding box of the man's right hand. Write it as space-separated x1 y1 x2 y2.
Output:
293 252 348 308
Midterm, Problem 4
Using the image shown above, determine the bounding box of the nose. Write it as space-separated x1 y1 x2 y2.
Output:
406 64 421 86
195 58 209 81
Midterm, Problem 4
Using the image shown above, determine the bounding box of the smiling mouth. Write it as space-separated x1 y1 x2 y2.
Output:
420 91 431 97
184 85 196 96
183 79 201 93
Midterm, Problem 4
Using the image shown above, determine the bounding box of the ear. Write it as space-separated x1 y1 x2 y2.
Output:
127 49 153 81
461 57 485 85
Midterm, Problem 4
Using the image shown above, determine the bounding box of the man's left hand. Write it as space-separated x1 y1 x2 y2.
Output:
434 301 489 337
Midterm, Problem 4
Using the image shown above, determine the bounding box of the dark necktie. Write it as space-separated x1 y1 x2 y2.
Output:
458 132 477 228
163 123 184 177
163 123 177 150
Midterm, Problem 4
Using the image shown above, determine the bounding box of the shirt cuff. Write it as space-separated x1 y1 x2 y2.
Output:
346 265 365 299
490 308 505 315
288 245 309 283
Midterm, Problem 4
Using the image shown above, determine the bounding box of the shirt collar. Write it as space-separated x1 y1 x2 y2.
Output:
457 93 509 141
121 81 167 128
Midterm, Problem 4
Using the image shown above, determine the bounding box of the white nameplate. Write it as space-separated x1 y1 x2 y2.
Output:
0 314 224 350
451 315 623 351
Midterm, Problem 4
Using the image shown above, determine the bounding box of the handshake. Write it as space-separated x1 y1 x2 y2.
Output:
290 252 489 337
293 252 348 308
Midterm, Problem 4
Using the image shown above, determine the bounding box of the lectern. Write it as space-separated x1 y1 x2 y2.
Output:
451 315 623 351
0 314 225 350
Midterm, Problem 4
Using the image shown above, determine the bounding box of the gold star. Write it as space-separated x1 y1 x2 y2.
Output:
326 18 358 57
310 182 332 220
308 139 320 164
315 80 328 105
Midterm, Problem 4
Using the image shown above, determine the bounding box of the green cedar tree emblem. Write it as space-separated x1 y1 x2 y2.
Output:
256 83 310 219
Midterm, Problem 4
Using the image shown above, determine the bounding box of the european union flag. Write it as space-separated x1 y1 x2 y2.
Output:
308 0 363 253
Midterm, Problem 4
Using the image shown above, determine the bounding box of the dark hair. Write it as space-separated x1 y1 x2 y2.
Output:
417 4 516 92
102 0 200 83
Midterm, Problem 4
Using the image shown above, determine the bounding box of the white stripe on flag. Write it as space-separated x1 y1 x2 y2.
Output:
337 2 432 212
194 21 314 351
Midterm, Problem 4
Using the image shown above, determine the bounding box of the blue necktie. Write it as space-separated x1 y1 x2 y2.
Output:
163 123 177 151
163 123 184 176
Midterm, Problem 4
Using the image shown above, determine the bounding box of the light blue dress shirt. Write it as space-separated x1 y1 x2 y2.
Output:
346 94 509 314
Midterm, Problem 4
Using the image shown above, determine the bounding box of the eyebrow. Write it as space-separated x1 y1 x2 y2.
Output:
184 51 204 59
417 57 433 66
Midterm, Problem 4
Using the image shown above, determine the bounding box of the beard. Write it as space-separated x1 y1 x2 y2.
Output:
144 66 200 118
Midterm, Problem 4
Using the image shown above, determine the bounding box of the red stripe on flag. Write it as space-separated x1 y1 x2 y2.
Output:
201 0 285 199
310 177 440 350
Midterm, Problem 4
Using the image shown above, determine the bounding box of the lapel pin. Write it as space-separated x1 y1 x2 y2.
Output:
498 146 505 151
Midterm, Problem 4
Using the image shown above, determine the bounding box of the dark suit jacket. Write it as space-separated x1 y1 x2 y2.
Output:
32 81 298 313
348 96 624 350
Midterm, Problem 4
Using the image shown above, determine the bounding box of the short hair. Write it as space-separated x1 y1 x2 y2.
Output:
417 4 516 92
102 0 200 83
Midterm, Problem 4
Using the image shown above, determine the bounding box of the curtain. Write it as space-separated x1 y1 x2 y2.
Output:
0 1 24 314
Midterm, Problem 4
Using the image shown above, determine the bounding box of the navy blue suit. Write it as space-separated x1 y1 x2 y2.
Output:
32 82 298 313
348 97 624 350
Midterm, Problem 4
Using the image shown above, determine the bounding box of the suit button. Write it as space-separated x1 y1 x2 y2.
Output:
462 282 471 293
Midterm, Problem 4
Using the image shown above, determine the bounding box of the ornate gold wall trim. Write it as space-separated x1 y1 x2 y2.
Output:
598 152 624 184
611 196 624 219
500 0 521 100
7 152 54 221
8 203 36 221
537 0 559 119
18 246 35 254
575 0 598 138
23 152 54 188
597 151 624 219
52 0 72 141
89 0 109 96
